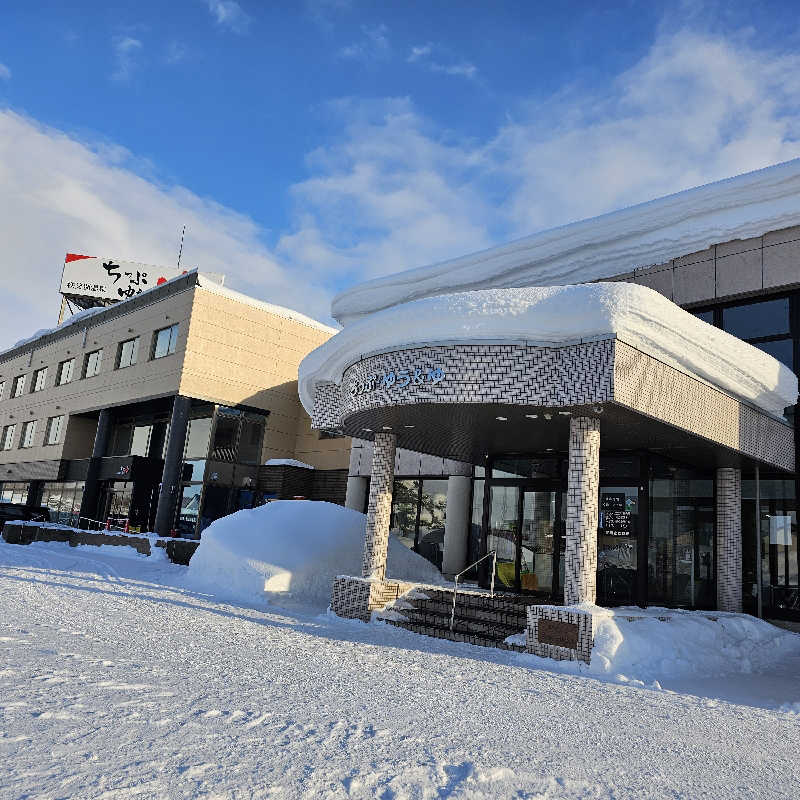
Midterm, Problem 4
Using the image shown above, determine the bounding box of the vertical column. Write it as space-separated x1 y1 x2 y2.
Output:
564 416 600 606
345 476 368 512
361 432 396 581
154 395 192 537
716 467 742 612
79 407 113 525
442 475 471 576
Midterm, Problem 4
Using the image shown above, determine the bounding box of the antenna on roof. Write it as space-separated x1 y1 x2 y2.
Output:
177 224 186 269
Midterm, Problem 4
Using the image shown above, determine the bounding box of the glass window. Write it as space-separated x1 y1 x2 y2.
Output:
238 414 266 464
184 417 213 459
492 457 560 479
416 479 448 570
692 309 715 325
0 381 5 400
0 482 29 504
19 420 37 448
722 297 790 340
176 484 203 537
390 479 420 549
130 424 152 457
1 424 15 450
56 359 74 385
152 324 179 359
109 423 133 456
84 349 102 378
183 460 207 482
469 478 485 566
117 338 139 369
11 375 26 397
32 367 48 392
45 415 64 445
210 411 240 461
488 485 520 590
752 338 794 369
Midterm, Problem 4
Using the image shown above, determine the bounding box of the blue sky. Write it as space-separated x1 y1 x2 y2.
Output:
1 0 800 346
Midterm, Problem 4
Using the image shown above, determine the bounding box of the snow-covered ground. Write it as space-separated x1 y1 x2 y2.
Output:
1 540 799 799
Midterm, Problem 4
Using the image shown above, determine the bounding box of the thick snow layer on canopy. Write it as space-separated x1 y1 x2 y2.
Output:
186 500 445 609
333 158 800 324
301 282 797 418
506 606 800 684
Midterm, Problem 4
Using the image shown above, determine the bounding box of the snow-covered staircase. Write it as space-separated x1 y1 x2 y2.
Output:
376 587 544 652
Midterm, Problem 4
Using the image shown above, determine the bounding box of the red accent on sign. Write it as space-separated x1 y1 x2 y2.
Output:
65 253 94 263
156 277 168 286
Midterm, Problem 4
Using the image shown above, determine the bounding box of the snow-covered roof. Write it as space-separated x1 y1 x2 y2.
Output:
300 283 797 419
332 158 800 325
0 269 336 360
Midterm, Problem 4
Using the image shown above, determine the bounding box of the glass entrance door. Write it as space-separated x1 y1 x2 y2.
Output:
487 485 558 595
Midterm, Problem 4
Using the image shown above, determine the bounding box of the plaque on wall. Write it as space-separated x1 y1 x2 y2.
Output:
601 493 626 512
600 510 635 536
538 618 579 650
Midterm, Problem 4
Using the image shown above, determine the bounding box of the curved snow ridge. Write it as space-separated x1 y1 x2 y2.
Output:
332 158 800 325
299 283 797 419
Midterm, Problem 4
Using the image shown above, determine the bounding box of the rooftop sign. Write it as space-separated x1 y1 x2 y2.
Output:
60 254 224 303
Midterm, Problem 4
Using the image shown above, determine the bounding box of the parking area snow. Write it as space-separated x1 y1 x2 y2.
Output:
1 540 799 798
186 500 446 609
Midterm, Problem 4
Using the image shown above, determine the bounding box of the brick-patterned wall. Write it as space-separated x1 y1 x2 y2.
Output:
330 575 416 621
362 432 396 580
311 338 793 472
311 469 348 505
614 341 794 471
564 417 601 605
526 605 597 664
716 467 743 612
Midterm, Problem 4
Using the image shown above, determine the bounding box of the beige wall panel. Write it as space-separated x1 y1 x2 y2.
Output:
633 265 673 299
673 260 715 306
763 225 800 247
716 236 762 258
291 410 350 470
674 247 714 268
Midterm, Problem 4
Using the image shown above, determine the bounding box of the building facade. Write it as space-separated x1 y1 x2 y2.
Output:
301 160 800 622
0 272 350 537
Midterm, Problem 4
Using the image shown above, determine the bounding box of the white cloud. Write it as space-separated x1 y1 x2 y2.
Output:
165 40 188 64
407 43 478 81
338 24 390 61
205 1 251 35
111 36 143 82
3 28 800 351
0 62 10 80
0 111 333 350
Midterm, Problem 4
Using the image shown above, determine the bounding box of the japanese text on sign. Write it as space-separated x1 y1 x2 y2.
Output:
102 261 149 298
351 366 445 396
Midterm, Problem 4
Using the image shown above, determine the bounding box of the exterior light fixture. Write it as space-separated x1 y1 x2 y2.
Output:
381 425 392 430
558 411 571 416
362 428 372 433
403 425 415 428
525 414 538 419
593 406 604 414
495 416 507 421
546 447 554 452
544 413 553 420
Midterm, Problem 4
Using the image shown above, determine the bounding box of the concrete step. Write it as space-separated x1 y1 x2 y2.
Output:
407 597 529 628
387 606 526 640
380 617 527 652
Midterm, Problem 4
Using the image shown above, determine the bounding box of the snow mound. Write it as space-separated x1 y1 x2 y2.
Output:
518 606 800 684
332 158 800 324
185 500 445 610
263 458 314 469
300 282 796 419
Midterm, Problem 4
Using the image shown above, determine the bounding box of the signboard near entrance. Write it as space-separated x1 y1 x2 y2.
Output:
538 618 579 650
600 510 635 536
601 493 626 512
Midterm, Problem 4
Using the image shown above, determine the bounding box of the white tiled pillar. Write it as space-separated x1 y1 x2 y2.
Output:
716 467 742 612
361 432 396 580
564 417 600 606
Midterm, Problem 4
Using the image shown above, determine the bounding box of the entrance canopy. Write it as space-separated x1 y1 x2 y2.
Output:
300 284 795 473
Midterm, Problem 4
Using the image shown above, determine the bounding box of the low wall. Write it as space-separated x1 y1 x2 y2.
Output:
526 605 603 664
331 575 417 621
2 522 201 564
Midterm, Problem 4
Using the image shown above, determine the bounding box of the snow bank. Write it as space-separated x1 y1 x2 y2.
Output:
263 458 314 469
514 606 800 685
332 158 800 324
185 500 445 610
300 282 797 418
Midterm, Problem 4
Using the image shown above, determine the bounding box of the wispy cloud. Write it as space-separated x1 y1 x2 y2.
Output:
111 37 143 82
0 62 10 80
407 42 478 81
205 1 251 35
338 24 390 61
165 40 188 64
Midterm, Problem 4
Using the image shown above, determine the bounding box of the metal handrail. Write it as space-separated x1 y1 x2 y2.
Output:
449 550 497 632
